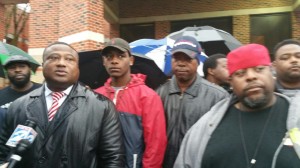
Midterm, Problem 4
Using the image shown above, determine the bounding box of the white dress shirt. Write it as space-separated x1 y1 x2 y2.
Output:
44 84 73 111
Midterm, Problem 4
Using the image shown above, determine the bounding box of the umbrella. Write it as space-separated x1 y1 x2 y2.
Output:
167 26 243 55
131 52 168 89
78 50 108 89
78 50 167 90
130 38 208 77
0 42 41 77
130 38 172 73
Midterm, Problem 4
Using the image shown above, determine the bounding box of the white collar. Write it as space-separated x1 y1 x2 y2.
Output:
44 83 73 97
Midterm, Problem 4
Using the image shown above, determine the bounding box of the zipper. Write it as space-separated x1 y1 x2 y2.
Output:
133 154 138 168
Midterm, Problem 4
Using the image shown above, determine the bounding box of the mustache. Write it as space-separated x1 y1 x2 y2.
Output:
290 65 300 68
243 83 263 92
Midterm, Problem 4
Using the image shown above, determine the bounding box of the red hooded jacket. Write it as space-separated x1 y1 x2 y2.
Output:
95 74 167 168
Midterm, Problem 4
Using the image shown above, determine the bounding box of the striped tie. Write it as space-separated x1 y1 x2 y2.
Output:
48 92 65 121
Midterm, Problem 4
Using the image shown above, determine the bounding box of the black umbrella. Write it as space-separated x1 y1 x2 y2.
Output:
78 50 108 89
78 50 167 90
167 26 243 55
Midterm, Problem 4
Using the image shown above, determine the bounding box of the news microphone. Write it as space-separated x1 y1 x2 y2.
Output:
6 120 37 147
5 120 37 168
7 139 31 168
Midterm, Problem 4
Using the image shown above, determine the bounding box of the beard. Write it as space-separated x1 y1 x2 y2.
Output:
286 73 300 83
278 70 300 83
8 73 31 88
239 89 272 109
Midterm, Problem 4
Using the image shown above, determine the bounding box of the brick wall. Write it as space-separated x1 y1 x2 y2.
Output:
292 11 300 40
233 15 250 44
120 0 292 18
58 1 87 39
155 21 170 39
0 4 5 41
109 23 119 38
86 0 104 50
57 0 104 50
0 0 6 89
71 40 102 51
29 0 105 51
29 0 60 48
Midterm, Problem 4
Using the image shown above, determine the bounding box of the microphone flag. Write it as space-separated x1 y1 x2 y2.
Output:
6 124 37 147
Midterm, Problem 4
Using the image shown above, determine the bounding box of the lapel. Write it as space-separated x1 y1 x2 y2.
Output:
25 86 48 151
41 83 86 148
26 86 48 136
46 97 78 137
169 75 200 97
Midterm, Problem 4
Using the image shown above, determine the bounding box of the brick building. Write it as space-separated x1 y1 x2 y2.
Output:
0 0 300 85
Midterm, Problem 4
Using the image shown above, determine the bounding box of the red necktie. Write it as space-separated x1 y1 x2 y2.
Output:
48 92 65 121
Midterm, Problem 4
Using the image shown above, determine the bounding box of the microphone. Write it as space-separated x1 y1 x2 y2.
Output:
5 120 38 168
7 139 31 168
5 120 37 147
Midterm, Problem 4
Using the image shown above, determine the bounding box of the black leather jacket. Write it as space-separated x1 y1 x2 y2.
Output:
0 83 125 168
156 75 229 168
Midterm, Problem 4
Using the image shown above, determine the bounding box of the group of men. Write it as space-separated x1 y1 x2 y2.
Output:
202 39 300 97
0 35 299 168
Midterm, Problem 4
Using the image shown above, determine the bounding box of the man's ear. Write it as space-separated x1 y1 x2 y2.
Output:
228 76 233 85
208 68 214 76
130 55 134 66
102 56 106 66
272 61 276 69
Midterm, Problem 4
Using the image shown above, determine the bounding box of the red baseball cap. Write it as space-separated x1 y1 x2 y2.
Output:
227 44 271 76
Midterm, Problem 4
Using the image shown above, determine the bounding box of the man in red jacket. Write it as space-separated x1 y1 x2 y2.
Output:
95 38 167 168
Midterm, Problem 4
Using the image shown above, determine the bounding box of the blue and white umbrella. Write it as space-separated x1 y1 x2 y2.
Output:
130 38 207 76
130 38 173 74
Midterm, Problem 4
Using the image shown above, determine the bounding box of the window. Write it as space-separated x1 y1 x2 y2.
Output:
120 23 154 43
250 12 291 58
171 17 233 34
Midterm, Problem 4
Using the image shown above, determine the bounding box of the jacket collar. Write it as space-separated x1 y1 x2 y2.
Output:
30 82 86 99
169 74 202 97
27 82 85 136
27 82 87 150
104 73 146 92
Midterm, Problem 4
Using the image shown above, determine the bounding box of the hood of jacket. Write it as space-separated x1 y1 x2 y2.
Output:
103 73 146 91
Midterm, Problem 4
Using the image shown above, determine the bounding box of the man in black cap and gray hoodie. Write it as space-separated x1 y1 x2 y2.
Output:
0 55 41 109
